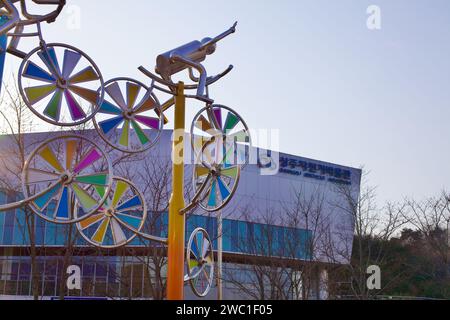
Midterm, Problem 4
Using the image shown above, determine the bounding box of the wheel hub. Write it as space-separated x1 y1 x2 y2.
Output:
56 78 68 90
61 172 73 185
105 208 114 217
210 165 221 176
123 110 134 120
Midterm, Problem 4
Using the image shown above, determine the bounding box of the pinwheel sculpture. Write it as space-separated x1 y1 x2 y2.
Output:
0 0 104 126
0 1 251 300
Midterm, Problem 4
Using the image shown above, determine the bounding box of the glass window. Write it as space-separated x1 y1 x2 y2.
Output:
35 218 46 245
237 221 247 253
55 225 65 245
3 212 14 245
230 220 239 252
222 219 231 252
276 227 284 256
46 223 57 246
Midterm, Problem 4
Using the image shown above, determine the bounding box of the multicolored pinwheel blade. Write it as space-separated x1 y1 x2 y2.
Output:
21 46 102 125
25 137 111 224
187 228 214 297
77 178 145 248
94 79 162 152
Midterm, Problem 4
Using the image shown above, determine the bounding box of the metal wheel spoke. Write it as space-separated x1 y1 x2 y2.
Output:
37 47 61 78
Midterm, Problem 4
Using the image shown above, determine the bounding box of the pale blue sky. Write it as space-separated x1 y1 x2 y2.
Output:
3 0 450 204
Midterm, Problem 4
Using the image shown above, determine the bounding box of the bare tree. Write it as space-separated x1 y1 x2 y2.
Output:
222 185 332 300
330 172 409 299
0 81 45 300
403 191 450 284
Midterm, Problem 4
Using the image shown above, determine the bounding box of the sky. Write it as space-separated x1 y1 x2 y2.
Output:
2 0 450 204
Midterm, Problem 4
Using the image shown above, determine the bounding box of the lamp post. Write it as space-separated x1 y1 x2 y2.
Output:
217 209 223 300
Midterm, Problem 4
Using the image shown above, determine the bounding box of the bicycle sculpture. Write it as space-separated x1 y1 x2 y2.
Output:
0 0 250 299
0 0 104 126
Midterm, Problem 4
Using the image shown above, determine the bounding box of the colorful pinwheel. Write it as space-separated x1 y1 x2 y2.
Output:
76 177 147 249
93 78 163 153
18 44 104 126
22 135 112 224
185 228 214 298
190 105 251 168
191 138 241 212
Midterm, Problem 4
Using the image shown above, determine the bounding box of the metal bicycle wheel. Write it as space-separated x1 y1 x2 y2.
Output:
76 177 147 249
185 228 214 298
22 135 113 224
93 77 163 153
190 104 251 168
18 43 104 126
191 138 241 212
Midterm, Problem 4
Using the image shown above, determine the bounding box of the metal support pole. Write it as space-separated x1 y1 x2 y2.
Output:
166 82 186 300
217 209 223 300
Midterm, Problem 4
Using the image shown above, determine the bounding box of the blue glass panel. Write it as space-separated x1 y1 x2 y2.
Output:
222 219 231 252
0 35 7 93
116 195 141 212
100 100 122 115
129 236 140 246
277 227 285 256
231 220 238 252
23 61 56 82
2 195 16 245
46 223 57 245
237 221 247 253
161 212 168 238
35 217 46 245
55 224 65 245
99 116 124 134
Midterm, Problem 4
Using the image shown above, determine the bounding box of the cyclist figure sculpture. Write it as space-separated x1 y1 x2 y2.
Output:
155 22 237 103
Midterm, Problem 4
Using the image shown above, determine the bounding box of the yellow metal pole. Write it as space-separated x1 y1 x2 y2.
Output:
167 82 186 300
